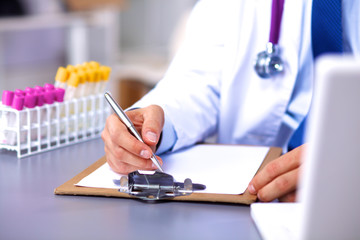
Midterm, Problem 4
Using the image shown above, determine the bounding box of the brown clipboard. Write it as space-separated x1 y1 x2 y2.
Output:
54 146 282 205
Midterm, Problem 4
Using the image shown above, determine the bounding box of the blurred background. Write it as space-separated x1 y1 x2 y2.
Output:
0 0 197 108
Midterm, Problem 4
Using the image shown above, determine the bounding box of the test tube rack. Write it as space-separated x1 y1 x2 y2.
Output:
0 94 111 158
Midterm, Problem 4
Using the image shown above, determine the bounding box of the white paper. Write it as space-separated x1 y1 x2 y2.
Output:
76 145 269 195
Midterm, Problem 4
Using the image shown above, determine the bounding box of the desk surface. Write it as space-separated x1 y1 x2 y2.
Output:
0 138 262 240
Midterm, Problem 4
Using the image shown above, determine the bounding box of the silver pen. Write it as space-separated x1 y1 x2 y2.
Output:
104 91 164 172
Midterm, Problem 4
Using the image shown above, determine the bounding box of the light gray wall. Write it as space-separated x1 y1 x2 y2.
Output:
0 0 197 93
119 0 197 58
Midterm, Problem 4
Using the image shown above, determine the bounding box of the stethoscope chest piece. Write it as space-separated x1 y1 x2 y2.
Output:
254 42 284 78
254 0 285 79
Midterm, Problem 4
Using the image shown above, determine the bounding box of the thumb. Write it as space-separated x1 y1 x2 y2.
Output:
141 105 164 147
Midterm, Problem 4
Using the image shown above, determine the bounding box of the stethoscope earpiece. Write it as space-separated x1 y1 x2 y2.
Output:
254 42 284 78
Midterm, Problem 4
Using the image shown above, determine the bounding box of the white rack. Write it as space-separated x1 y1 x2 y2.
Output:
0 94 111 158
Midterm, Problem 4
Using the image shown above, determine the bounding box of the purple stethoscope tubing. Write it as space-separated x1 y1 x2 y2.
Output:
269 0 285 44
254 0 285 78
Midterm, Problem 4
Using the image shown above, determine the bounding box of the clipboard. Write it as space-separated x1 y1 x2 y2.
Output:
54 146 281 205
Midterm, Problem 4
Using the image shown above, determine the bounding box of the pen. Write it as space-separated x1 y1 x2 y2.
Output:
104 91 164 172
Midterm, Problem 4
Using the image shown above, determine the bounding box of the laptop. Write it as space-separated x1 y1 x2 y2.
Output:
251 55 360 240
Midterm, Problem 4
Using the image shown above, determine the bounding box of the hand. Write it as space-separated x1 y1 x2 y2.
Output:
247 144 307 202
101 105 165 174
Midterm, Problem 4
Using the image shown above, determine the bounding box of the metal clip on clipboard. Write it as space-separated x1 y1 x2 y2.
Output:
119 171 206 201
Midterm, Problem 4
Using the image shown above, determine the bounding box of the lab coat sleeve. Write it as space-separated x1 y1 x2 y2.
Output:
133 0 228 152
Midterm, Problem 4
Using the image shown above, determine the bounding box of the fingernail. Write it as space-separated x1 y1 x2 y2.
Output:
248 184 256 194
146 131 157 143
140 150 151 159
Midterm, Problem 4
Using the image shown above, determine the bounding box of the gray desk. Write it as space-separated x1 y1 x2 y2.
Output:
0 138 262 240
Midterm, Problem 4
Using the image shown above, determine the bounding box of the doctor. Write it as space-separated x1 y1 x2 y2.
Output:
102 0 359 202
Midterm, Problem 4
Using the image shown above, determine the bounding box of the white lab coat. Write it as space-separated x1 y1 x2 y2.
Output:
134 0 313 152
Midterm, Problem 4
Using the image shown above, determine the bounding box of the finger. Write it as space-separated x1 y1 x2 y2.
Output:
104 141 154 171
102 110 164 174
126 107 163 147
102 117 144 162
248 144 304 194
105 145 162 174
102 123 150 169
256 168 299 202
107 154 150 174
140 105 164 146
278 190 297 202
105 113 154 159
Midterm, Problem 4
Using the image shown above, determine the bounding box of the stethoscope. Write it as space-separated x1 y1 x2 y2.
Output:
254 0 285 78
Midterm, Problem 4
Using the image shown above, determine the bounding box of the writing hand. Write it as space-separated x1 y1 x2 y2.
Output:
101 105 164 174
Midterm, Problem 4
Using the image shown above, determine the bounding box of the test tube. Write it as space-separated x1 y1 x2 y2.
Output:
99 66 112 94
5 94 25 145
34 86 46 139
85 68 96 96
55 67 68 89
76 70 87 98
24 92 37 142
93 68 102 94
89 61 100 69
0 91 14 145
64 73 80 101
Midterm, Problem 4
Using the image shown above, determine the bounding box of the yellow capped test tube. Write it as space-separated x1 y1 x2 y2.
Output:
85 68 96 96
99 66 112 93
66 65 76 74
82 62 91 69
89 61 100 69
81 69 90 97
55 67 68 89
93 67 102 95
64 72 80 101
75 64 87 72
77 70 87 98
